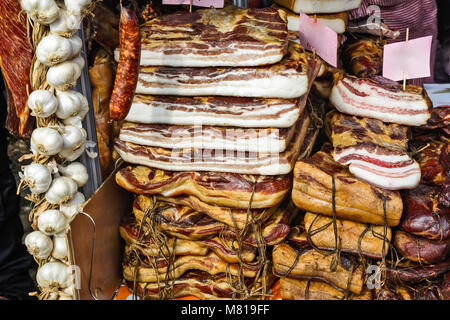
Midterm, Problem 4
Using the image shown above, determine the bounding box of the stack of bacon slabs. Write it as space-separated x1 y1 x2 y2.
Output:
113 6 322 300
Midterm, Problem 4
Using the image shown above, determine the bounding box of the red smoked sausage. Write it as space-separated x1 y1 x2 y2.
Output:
109 5 140 121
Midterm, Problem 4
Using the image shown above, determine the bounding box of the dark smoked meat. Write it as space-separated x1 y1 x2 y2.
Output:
0 0 34 138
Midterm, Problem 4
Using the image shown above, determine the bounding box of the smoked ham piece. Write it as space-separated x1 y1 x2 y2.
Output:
333 143 421 190
123 6 288 67
126 270 274 300
272 243 364 294
393 231 450 264
0 0 34 138
401 185 450 240
135 43 309 99
280 278 372 300
125 95 305 128
386 261 450 285
114 111 310 175
297 212 392 259
292 148 403 226
119 122 297 153
115 165 292 209
122 251 259 282
274 0 361 14
330 75 431 126
375 284 442 300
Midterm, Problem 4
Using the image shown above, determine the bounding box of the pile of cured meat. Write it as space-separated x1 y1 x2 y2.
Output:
114 5 322 299
111 5 449 300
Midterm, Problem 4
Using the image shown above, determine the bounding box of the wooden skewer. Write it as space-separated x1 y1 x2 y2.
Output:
402 27 409 91
314 14 317 23
189 0 193 13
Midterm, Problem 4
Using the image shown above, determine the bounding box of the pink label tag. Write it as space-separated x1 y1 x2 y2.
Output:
383 36 432 81
162 0 224 8
298 12 338 67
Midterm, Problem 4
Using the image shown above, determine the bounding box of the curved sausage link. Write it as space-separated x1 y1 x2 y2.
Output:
109 5 140 121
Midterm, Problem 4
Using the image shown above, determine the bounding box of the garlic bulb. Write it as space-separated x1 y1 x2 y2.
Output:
71 55 85 79
45 176 78 205
58 162 88 187
36 34 73 66
36 261 72 290
52 235 68 261
47 60 80 91
55 90 82 119
65 0 92 16
37 209 67 236
60 125 87 154
60 192 85 222
27 90 58 118
59 142 85 161
22 163 52 194
49 9 81 37
30 127 64 156
20 0 60 25
24 231 53 260
68 36 83 59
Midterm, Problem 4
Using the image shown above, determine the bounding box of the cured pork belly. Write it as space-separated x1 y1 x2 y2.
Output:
296 212 392 259
114 111 310 175
119 122 296 153
274 0 361 14
135 43 309 99
122 251 259 282
0 0 34 138
126 95 304 128
274 5 348 33
121 6 288 67
126 271 275 300
272 243 364 294
342 38 383 77
333 143 421 190
328 111 409 150
292 148 403 226
280 278 372 300
330 75 431 126
133 195 297 244
115 165 292 209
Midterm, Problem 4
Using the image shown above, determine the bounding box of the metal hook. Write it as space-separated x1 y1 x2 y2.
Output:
78 211 120 300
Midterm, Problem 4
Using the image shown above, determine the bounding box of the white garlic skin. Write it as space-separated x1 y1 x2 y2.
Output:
60 191 85 222
37 209 67 236
60 125 87 154
68 35 83 59
59 142 86 161
52 235 68 261
49 9 81 37
22 162 52 194
36 34 73 66
20 0 60 25
58 162 88 187
30 127 64 156
24 231 53 260
64 0 92 16
36 261 72 290
27 90 58 118
45 176 78 205
55 90 82 119
46 60 81 91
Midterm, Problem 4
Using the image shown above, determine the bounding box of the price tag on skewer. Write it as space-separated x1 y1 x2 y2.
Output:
382 32 432 84
298 12 338 67
162 0 224 8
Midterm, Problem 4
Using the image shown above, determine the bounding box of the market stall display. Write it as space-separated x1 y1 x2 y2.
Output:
0 0 448 301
